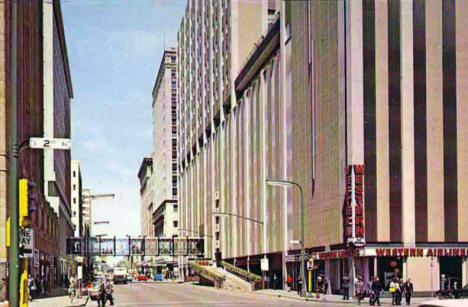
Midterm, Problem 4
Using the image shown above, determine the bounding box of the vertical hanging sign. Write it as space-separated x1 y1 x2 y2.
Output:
343 165 365 247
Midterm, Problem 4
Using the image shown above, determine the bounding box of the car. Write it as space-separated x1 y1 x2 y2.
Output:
88 280 101 301
418 299 468 307
126 274 134 283
154 274 164 281
136 274 148 281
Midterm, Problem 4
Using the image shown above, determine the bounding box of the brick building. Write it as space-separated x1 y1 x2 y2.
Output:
0 0 73 295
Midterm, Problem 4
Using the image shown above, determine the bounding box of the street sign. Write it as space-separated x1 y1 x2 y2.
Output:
29 137 71 150
19 228 33 258
261 257 269 272
307 260 314 270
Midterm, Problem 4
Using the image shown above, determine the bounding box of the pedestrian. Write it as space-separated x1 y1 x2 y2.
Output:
69 275 76 303
342 274 350 300
98 279 106 307
403 278 413 305
389 277 400 305
323 276 329 295
105 279 114 306
297 276 303 296
27 274 36 301
397 278 404 305
286 274 293 292
272 273 278 290
316 275 323 298
367 277 374 305
40 275 46 296
355 276 365 305
371 276 382 306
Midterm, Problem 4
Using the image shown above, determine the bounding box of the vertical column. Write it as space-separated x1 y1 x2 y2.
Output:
375 0 390 242
260 71 267 254
456 0 468 241
426 0 444 242
400 0 416 245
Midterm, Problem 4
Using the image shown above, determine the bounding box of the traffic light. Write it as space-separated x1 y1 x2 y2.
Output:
19 179 28 227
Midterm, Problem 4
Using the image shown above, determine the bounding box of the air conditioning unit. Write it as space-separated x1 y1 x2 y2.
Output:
215 191 219 200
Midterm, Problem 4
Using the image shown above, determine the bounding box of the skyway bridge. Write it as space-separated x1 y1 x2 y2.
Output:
66 236 204 257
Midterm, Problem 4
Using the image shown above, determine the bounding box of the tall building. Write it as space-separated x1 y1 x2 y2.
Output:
138 158 153 236
151 48 179 238
82 188 92 236
177 0 279 276
71 161 82 237
178 0 468 294
42 0 74 281
0 0 72 295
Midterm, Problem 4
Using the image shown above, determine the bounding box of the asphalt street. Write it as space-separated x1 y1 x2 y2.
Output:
29 282 358 307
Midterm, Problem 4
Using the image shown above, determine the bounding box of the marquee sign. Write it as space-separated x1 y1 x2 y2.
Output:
343 165 365 247
376 248 468 257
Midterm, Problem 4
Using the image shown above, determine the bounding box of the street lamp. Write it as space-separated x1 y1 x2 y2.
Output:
266 179 306 297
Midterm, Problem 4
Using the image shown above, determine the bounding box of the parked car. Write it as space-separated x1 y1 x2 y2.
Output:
436 284 468 299
154 274 164 281
136 274 148 281
126 274 134 283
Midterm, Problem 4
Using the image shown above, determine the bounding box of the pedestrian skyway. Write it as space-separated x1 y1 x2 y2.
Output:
66 236 204 257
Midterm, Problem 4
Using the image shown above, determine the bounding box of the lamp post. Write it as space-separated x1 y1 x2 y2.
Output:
266 179 306 297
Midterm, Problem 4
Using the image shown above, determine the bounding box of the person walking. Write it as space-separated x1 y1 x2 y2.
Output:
355 276 365 305
342 274 350 300
297 276 303 296
105 279 114 306
98 279 106 307
68 276 76 303
27 275 36 302
272 273 278 290
390 278 400 305
403 278 413 305
286 274 293 292
367 277 374 305
371 276 382 306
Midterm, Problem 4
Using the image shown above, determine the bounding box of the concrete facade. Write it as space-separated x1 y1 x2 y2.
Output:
0 1 6 300
177 0 468 294
138 158 153 237
71 160 82 237
151 48 179 238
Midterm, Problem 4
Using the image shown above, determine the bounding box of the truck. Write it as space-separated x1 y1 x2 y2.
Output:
113 267 127 284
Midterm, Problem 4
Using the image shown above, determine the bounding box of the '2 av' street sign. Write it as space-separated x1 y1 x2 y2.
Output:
29 137 71 150
19 228 33 258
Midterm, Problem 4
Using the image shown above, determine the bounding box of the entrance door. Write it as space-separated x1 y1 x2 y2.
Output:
440 257 462 290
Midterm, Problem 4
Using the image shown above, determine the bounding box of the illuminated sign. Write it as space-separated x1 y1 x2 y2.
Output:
344 165 365 247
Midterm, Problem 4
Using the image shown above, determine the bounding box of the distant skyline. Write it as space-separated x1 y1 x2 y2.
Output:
62 0 186 237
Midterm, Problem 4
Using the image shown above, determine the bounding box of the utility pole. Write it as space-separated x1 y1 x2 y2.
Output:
8 0 19 305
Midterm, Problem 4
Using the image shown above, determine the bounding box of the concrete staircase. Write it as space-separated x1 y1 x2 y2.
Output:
218 268 252 292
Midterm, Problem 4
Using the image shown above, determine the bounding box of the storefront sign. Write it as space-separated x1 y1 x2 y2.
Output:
316 249 358 260
375 248 468 257
343 165 365 247
33 249 39 268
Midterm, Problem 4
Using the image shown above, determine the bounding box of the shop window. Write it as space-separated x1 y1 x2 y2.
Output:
377 257 403 290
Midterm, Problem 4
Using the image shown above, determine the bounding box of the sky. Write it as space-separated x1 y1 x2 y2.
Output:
62 0 186 237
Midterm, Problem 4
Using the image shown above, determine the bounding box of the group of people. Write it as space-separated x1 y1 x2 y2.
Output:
389 277 414 305
27 274 49 301
353 275 383 305
96 279 114 306
342 275 413 306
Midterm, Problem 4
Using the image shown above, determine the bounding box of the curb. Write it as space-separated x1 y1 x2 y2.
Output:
254 291 359 304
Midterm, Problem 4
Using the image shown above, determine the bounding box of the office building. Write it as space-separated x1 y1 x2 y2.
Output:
151 48 179 238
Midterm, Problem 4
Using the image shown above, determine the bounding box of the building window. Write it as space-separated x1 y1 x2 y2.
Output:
73 171 76 177
174 204 178 212
73 184 76 191
173 221 178 228
73 198 76 204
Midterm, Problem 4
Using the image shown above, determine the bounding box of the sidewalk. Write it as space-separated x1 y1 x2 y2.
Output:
29 288 89 307
255 289 434 305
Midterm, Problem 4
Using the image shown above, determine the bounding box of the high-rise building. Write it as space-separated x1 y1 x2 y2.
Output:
71 161 82 237
177 0 279 274
178 0 468 294
82 188 92 235
151 48 179 238
138 158 153 237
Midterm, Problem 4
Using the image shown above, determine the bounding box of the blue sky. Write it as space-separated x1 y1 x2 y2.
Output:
62 0 186 237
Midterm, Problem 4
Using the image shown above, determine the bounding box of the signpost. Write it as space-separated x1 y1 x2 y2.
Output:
29 137 71 150
19 228 33 258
